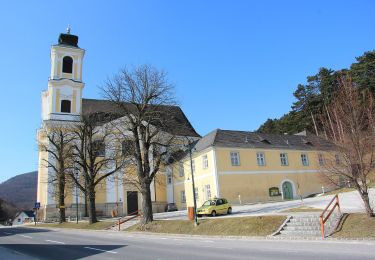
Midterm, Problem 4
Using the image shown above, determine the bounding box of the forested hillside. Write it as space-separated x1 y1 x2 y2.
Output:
0 171 37 210
257 51 375 134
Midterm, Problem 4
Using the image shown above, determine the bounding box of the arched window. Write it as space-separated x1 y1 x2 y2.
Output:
61 100 71 113
62 56 73 73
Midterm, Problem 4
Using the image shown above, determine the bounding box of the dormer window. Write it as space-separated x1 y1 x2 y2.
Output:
61 100 71 113
260 139 271 144
62 56 73 73
303 139 314 146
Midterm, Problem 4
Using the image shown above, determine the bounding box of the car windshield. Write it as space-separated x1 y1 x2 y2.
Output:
202 200 215 206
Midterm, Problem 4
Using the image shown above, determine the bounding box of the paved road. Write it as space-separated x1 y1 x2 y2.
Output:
1 226 374 259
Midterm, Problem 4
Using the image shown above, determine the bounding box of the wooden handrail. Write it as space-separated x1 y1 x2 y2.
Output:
319 194 341 239
117 210 142 231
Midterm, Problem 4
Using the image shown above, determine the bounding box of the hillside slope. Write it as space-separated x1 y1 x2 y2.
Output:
0 171 37 210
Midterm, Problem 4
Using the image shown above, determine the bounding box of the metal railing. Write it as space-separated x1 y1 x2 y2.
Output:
319 194 341 239
117 210 142 231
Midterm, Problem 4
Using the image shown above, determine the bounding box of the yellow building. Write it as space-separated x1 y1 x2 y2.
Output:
36 30 200 220
169 129 337 209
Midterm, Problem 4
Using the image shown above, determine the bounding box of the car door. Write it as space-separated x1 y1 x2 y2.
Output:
222 199 229 213
216 199 224 214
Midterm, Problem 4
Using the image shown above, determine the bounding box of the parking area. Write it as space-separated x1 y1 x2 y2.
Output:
153 189 374 220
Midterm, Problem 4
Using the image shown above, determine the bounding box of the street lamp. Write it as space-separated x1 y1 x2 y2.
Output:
186 138 198 227
75 171 79 224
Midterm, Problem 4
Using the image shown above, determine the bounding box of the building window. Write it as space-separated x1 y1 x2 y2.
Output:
301 153 309 166
181 191 186 203
179 162 184 177
230 152 240 166
167 168 172 185
121 140 133 156
202 155 208 169
191 160 195 173
204 184 211 200
269 187 281 197
60 100 71 113
335 154 340 165
256 152 265 166
280 153 289 166
318 154 325 166
62 56 73 73
92 140 105 157
194 187 199 200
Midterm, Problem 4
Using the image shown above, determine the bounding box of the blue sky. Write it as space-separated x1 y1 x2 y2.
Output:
0 0 374 182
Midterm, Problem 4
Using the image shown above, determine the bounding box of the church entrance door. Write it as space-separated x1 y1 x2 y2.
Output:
127 191 138 215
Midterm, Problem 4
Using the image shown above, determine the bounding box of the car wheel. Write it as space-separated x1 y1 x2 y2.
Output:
227 207 232 214
211 210 217 217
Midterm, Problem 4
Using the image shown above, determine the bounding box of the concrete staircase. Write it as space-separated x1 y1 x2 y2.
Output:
107 216 141 231
276 213 341 238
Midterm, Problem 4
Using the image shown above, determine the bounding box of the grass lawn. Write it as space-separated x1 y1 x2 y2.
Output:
127 216 285 236
323 187 356 196
32 221 115 230
324 182 375 196
282 206 322 213
331 214 375 239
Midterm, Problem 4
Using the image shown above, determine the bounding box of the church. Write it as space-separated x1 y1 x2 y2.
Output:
36 30 200 220
37 30 336 221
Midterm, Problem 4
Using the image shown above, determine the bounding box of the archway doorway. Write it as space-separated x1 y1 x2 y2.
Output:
282 181 293 200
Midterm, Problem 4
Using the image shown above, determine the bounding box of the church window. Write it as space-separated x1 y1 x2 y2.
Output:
93 140 106 157
60 100 71 113
62 56 73 73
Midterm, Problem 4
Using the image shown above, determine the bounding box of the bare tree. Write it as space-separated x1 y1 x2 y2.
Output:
102 65 179 224
320 75 375 217
39 125 75 223
69 114 125 224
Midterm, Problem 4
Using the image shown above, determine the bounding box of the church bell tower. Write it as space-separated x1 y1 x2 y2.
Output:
41 27 85 122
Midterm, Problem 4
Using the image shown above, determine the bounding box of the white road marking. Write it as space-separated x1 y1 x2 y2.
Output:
46 240 65 244
203 240 214 243
84 247 118 254
19 235 32 239
199 245 233 250
161 238 167 240
4 232 12 235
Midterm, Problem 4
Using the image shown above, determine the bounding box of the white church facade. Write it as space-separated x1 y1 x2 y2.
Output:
36 30 200 220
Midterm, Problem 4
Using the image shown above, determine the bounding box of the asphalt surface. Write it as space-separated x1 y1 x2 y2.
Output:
0 226 374 259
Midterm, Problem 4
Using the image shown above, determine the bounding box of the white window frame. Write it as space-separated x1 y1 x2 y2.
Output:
194 187 199 200
181 190 186 203
179 162 184 177
230 151 240 166
301 153 309 166
167 168 172 185
204 184 211 200
256 152 266 166
202 154 209 169
191 160 195 173
280 153 289 166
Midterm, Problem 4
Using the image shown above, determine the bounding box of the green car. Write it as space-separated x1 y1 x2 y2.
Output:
197 198 232 217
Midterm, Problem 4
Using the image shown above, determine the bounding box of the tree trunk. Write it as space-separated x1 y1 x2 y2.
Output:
58 173 66 223
84 193 88 217
88 187 97 224
358 190 374 217
141 182 153 225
